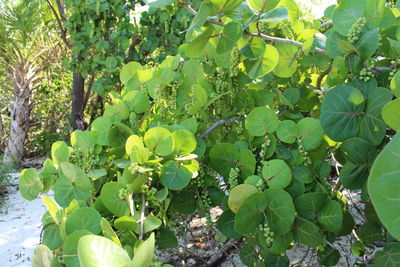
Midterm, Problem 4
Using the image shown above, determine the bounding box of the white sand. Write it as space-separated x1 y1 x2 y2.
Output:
0 173 52 267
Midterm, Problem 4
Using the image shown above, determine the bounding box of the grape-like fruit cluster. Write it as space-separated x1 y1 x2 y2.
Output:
235 120 244 135
259 135 271 159
346 17 366 43
129 112 139 134
259 223 274 247
297 138 312 166
169 83 178 111
229 47 240 77
118 185 130 200
359 59 375 82
389 59 400 80
256 179 265 191
228 167 240 188
141 184 157 197
201 191 213 226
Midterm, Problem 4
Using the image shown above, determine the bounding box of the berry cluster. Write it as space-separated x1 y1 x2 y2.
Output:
297 138 312 166
346 17 366 43
228 167 240 188
359 59 375 82
389 59 400 80
259 135 271 159
141 184 157 197
259 222 274 247
129 112 139 134
201 190 213 226
256 179 265 191
229 47 240 77
118 185 130 200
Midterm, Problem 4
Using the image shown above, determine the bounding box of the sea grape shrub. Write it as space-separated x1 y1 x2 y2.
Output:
21 0 400 266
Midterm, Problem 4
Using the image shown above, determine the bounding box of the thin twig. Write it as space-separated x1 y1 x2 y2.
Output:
139 194 146 240
205 239 238 266
320 21 333 28
200 116 244 138
324 238 366 264
45 0 71 49
316 65 332 89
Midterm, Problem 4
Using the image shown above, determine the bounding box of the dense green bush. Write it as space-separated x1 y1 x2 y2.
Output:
21 0 400 266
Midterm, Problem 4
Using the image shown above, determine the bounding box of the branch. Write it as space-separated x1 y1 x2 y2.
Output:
82 76 94 113
55 0 67 22
320 21 333 28
323 238 366 264
205 239 238 266
200 116 244 138
139 194 146 240
46 0 71 49
316 65 332 89
182 4 327 55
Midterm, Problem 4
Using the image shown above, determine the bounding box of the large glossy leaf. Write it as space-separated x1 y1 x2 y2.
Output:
297 118 323 151
100 182 130 217
78 235 132 267
364 0 385 28
120 62 142 85
217 210 241 238
382 98 400 131
294 192 327 220
19 168 43 201
65 207 101 235
123 90 150 114
320 85 366 141
273 42 298 78
186 26 215 58
276 120 298 144
240 37 266 60
171 191 197 214
160 161 191 190
374 243 400 267
248 0 280 12
216 22 242 54
144 127 174 156
234 192 268 234
51 141 70 164
131 233 155 267
293 217 323 248
244 45 279 79
262 159 292 189
368 132 400 240
172 129 197 155
264 188 295 234
245 107 279 136
355 28 379 58
316 200 343 232
332 0 366 36
228 184 258 213
63 230 92 267
32 245 53 267
209 143 239 177
91 117 114 146
60 163 93 191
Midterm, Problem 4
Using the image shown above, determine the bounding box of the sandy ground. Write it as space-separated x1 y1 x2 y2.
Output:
0 173 52 267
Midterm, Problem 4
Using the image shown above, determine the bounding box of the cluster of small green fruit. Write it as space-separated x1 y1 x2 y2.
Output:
256 178 265 191
259 135 271 159
200 190 213 226
228 167 240 188
129 112 139 134
141 183 157 197
389 59 400 80
259 222 274 247
346 17 366 43
359 59 375 82
297 138 312 166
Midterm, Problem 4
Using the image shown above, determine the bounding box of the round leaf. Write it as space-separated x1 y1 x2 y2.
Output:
245 107 279 136
264 188 295 234
144 127 175 156
228 184 258 213
160 161 191 190
262 159 292 189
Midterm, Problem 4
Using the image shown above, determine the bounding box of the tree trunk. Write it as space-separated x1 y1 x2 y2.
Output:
3 90 31 163
71 72 86 130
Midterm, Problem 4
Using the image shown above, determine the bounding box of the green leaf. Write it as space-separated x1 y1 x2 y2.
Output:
78 235 132 267
264 188 295 234
206 0 243 16
374 243 400 267
171 191 197 214
248 0 280 13
100 182 130 217
332 0 366 36
217 210 241 238
120 62 143 85
131 233 155 267
294 192 327 220
234 192 268 234
240 37 266 60
316 200 343 232
172 129 197 155
245 45 279 79
355 28 379 58
260 7 288 22
186 4 209 41
390 70 400 97
126 135 149 164
143 0 172 8
273 42 298 78
114 216 139 232
209 143 239 177
216 22 242 54
144 213 162 233
42 223 63 250
63 230 92 267
382 99 400 131
160 161 191 190
51 141 69 164
359 87 393 145
101 218 122 246
297 118 324 151
364 0 385 28
320 85 366 141
54 177 90 208
245 107 279 136
41 196 60 224
123 90 150 114
228 184 258 213
326 29 347 58
144 127 175 156
19 168 43 201
60 163 93 191
65 207 101 235
32 245 53 267
238 149 256 178
91 116 114 146
262 159 292 189
188 84 208 115
104 102 130 121
368 132 400 240
293 217 323 248
277 120 298 144
157 228 178 249
186 26 215 58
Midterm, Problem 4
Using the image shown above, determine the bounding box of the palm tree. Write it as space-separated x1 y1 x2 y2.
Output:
0 0 59 163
